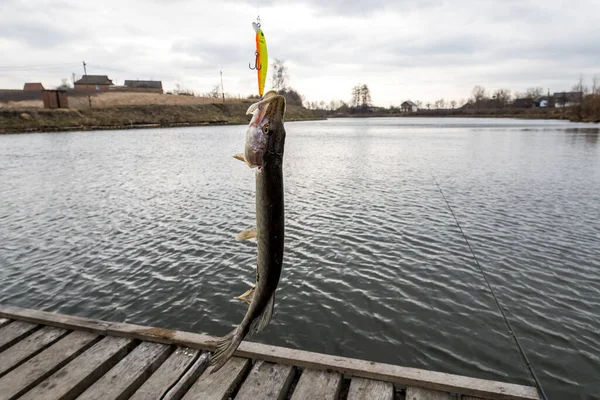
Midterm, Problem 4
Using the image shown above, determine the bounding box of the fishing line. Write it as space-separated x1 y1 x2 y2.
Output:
431 174 548 400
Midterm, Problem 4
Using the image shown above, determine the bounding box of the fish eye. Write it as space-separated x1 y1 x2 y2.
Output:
262 124 270 134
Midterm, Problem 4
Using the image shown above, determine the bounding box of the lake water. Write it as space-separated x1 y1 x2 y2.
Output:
1 118 599 399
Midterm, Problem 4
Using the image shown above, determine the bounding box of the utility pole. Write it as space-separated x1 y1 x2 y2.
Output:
82 61 92 108
72 72 76 87
220 71 225 103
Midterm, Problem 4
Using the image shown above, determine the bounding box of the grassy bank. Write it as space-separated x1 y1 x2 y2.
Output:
328 105 600 123
0 102 325 134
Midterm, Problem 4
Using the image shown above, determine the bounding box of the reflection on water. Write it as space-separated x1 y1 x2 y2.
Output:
0 118 599 399
564 127 600 145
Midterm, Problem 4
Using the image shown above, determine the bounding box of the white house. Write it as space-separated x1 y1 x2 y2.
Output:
553 92 583 108
401 100 418 112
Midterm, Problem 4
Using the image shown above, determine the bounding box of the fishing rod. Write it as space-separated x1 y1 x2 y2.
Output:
431 175 549 400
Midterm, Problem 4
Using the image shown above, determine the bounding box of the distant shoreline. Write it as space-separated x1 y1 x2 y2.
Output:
326 108 599 123
3 104 598 135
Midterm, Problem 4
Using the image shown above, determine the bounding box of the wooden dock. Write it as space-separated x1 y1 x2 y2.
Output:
0 305 539 400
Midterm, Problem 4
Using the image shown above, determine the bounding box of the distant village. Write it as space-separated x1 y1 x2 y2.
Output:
0 70 596 122
398 91 583 113
0 75 163 109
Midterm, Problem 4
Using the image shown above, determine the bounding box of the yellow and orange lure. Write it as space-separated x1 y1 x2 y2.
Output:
251 21 268 97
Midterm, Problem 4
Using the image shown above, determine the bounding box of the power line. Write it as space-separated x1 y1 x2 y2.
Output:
431 174 548 400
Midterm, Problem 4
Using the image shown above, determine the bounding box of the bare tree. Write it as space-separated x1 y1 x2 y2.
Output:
493 89 512 107
572 75 589 95
592 76 600 95
426 102 431 110
56 78 72 90
329 99 344 111
450 100 457 109
207 84 220 98
351 85 361 107
174 83 194 96
416 100 423 108
571 75 588 116
524 87 544 101
471 86 487 108
271 59 289 91
359 84 372 108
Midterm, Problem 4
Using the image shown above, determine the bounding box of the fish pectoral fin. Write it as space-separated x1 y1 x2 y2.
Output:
236 228 257 241
248 292 275 338
233 153 246 162
234 286 256 305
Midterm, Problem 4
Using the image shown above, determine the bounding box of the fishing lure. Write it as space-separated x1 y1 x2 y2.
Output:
249 21 268 97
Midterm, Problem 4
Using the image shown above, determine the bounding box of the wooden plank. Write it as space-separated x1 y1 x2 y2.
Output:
291 368 342 400
182 357 250 400
131 348 208 400
0 320 38 352
20 336 135 400
0 330 98 399
0 326 68 377
0 305 539 400
463 397 487 400
0 318 10 328
236 360 295 400
161 352 210 400
348 377 394 400
77 341 172 400
406 386 452 400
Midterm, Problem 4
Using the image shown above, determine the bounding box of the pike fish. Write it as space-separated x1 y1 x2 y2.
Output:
209 91 287 373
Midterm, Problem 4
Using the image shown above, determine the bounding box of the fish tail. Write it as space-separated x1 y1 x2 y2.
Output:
209 328 242 373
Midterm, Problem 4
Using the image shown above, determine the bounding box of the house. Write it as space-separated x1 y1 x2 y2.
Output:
23 82 44 91
124 80 163 93
74 75 114 91
553 91 582 108
401 100 418 112
512 98 536 108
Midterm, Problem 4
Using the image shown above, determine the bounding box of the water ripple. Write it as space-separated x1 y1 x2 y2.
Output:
0 118 599 399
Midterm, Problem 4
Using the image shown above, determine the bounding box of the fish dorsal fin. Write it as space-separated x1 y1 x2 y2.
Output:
248 293 275 338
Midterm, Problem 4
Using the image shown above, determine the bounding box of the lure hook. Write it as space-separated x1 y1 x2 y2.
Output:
249 51 262 70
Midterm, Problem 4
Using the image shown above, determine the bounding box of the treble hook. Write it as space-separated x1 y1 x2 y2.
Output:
249 51 262 70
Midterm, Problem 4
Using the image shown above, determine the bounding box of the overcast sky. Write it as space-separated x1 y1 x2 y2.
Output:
1 0 599 105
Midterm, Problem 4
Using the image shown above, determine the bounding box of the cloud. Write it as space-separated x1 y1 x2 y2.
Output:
0 0 599 104
0 20 72 48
